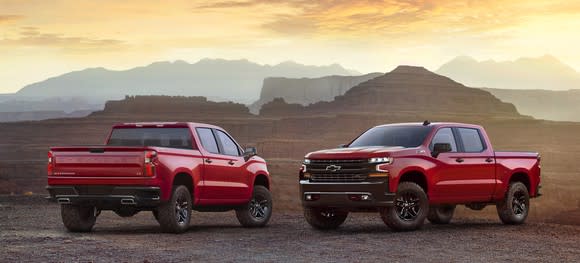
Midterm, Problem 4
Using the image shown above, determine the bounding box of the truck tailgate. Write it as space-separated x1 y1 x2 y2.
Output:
50 146 150 177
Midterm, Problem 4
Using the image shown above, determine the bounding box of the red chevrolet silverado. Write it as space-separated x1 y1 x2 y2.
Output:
299 121 541 231
47 122 272 233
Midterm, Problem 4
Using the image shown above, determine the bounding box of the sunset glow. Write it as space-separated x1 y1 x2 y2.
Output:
1 0 579 92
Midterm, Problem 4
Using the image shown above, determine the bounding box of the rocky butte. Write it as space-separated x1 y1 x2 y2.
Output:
261 66 525 119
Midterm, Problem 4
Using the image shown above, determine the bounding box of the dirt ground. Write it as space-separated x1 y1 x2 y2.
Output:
1 196 578 263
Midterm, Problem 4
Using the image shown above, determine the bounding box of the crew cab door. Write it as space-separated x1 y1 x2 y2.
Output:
195 127 248 202
430 127 495 202
453 127 496 200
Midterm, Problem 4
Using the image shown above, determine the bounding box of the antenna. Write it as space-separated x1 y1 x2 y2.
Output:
422 120 430 126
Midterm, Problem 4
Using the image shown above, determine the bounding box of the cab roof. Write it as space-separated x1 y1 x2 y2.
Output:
113 122 223 130
375 122 483 129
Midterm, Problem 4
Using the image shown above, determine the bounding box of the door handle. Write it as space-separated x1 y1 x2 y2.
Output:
228 160 235 165
485 158 494 163
205 159 213 164
455 158 464 163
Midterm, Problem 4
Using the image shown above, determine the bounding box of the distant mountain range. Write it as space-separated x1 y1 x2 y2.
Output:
2 55 580 123
13 59 359 104
436 55 580 90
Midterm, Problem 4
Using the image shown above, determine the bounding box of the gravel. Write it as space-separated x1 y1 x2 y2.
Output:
1 196 579 262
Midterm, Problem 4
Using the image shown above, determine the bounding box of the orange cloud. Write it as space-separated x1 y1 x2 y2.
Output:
0 27 127 53
0 14 23 24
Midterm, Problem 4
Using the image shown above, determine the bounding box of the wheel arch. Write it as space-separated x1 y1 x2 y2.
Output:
172 172 194 197
253 173 270 190
508 171 531 192
396 169 429 194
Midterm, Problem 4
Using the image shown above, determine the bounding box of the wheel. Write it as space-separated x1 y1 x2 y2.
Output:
427 205 456 224
303 207 348 230
236 186 273 227
496 182 530 225
114 208 139 217
61 204 97 232
156 185 192 233
379 182 429 231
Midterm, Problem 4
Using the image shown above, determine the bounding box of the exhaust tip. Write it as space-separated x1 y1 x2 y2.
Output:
57 198 71 204
121 198 136 205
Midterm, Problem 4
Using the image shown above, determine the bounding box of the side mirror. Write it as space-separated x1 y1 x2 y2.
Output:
243 147 257 161
432 143 452 158
338 144 348 148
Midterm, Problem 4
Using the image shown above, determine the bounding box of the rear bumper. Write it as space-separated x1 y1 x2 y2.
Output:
299 179 395 209
46 185 161 209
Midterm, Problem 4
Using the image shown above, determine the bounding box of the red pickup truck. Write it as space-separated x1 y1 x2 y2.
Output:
47 122 272 233
299 121 541 231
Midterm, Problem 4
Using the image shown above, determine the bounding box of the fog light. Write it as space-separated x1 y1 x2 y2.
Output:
349 194 371 201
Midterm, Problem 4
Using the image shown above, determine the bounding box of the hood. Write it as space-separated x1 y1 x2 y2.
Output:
305 146 407 160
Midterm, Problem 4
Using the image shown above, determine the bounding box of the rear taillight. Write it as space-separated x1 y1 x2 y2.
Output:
47 151 54 176
144 151 157 177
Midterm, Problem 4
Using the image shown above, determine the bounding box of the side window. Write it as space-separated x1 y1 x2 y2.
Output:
216 130 240 156
196 128 219 154
430 128 458 152
458 128 485 152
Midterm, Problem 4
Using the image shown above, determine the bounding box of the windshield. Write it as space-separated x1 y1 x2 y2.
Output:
348 125 432 148
107 128 194 149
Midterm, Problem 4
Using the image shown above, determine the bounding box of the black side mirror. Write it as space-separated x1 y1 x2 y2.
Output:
432 143 452 158
338 144 348 148
243 147 257 161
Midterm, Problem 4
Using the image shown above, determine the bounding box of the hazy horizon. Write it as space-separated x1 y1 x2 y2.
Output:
2 54 579 95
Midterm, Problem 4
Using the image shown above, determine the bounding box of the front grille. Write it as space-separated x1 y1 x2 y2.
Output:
307 159 371 182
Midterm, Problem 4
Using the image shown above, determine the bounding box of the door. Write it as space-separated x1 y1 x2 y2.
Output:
213 129 248 200
196 127 248 201
453 127 496 200
429 127 466 200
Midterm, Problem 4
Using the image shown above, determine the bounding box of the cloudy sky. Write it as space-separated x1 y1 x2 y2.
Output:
1 0 579 93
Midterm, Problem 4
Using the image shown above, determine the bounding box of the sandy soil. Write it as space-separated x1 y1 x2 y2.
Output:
1 196 578 263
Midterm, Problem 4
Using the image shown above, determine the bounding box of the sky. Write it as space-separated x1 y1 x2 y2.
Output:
1 0 579 93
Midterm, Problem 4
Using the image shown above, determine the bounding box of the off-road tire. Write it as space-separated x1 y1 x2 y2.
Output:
427 205 456 224
380 182 429 231
304 207 348 230
236 186 273 227
496 182 530 225
156 185 192 233
61 204 97 232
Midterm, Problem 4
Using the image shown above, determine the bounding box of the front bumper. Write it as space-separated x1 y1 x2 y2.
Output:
299 179 395 209
46 185 161 209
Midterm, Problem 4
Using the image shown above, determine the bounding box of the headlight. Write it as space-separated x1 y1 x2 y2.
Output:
303 159 311 164
369 157 393 164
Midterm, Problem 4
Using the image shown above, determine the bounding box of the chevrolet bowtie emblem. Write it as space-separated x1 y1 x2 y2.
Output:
325 164 341 172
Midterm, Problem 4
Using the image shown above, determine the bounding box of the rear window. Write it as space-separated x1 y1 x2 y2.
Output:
107 128 194 149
